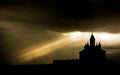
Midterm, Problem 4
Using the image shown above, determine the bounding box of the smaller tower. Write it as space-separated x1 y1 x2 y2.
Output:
98 42 101 48
84 42 89 49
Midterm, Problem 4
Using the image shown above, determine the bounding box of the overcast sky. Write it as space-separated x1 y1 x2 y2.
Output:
0 0 120 64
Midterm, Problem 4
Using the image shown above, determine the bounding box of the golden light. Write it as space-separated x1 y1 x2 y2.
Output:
63 31 82 41
93 33 120 46
11 32 82 64
98 33 114 40
11 36 73 64
63 32 120 46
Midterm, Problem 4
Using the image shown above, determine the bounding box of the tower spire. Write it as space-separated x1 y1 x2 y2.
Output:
90 32 95 47
98 42 101 48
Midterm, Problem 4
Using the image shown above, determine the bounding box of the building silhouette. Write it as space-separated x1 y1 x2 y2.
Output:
80 33 106 63
53 33 106 64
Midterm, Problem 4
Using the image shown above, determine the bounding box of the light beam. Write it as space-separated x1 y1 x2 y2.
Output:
12 36 72 64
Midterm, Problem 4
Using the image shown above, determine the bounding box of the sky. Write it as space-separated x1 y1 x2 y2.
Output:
0 0 120 64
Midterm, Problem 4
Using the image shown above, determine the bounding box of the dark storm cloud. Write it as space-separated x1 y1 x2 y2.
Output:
0 0 120 33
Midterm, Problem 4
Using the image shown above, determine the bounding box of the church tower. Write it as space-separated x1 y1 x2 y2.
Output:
90 33 95 47
53 32 106 64
79 33 106 63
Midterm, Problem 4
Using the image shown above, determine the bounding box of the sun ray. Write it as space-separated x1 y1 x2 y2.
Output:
11 36 73 64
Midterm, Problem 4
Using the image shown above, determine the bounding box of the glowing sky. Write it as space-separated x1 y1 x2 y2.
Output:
0 0 120 64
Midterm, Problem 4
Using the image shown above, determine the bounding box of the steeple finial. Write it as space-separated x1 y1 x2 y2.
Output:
90 32 95 47
90 32 95 40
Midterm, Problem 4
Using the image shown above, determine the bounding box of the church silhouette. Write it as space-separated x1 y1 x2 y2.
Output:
53 33 106 64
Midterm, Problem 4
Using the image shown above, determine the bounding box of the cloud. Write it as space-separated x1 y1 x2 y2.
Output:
0 0 120 33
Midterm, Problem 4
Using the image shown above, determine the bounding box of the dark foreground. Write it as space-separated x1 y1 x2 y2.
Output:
1 61 120 74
